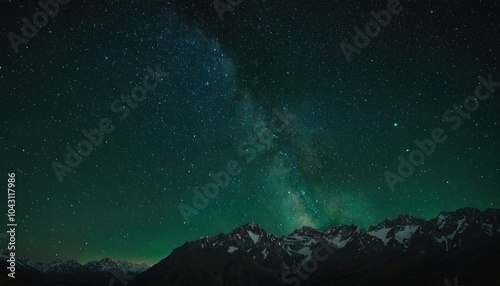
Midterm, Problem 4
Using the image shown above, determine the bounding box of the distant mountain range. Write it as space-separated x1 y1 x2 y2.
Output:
0 255 149 286
2 207 500 286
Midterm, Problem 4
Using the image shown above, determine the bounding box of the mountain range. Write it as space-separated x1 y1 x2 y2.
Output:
2 207 499 286
0 255 149 286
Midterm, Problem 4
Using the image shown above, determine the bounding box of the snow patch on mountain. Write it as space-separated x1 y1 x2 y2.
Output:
287 234 308 241
261 248 269 259
297 246 313 257
433 235 450 251
247 230 261 244
395 225 419 245
328 235 352 248
456 218 467 234
368 227 392 245
437 214 448 229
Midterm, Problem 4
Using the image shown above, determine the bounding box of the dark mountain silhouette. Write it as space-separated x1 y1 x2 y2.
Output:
2 208 499 286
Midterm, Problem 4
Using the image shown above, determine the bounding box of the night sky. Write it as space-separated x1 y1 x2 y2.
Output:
1 0 499 265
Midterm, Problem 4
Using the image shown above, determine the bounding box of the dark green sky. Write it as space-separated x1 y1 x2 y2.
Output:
0 0 499 265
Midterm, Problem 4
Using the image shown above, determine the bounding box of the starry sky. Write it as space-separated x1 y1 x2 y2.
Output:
0 0 499 265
